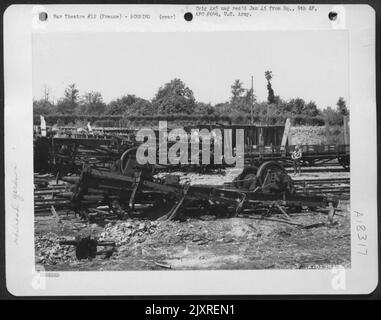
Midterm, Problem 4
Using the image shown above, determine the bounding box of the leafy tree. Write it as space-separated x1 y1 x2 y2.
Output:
265 70 275 104
229 80 255 114
214 102 231 116
33 76 349 128
152 78 196 114
303 101 320 117
56 118 65 126
194 102 215 115
336 97 349 116
287 98 306 114
230 111 248 124
323 106 343 126
64 84 79 104
254 101 269 117
230 80 246 104
56 84 79 114
33 85 56 115
245 88 256 106
124 98 153 116
106 95 138 115
322 98 349 126
33 99 55 115
79 91 106 115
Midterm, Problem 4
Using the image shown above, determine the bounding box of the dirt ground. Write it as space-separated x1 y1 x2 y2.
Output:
35 169 351 271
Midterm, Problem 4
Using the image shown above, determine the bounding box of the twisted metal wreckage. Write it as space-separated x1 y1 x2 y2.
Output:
46 150 340 223
36 155 347 260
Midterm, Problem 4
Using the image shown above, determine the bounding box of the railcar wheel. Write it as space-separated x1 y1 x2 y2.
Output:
256 161 286 186
256 161 295 194
120 147 138 174
233 166 258 190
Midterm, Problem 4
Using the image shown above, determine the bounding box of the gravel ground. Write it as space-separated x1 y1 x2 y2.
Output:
35 200 351 271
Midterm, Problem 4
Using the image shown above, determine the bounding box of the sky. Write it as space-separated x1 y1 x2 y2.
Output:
33 31 348 109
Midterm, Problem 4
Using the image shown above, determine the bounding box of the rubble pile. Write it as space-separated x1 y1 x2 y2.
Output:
35 233 76 265
98 220 159 246
291 126 326 145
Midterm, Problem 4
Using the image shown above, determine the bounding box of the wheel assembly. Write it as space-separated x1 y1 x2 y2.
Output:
256 161 294 195
233 166 258 190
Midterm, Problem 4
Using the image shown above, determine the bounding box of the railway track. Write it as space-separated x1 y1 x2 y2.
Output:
286 165 347 173
293 177 350 199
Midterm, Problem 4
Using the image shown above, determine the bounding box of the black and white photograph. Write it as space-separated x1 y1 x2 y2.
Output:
32 30 351 271
3 4 378 296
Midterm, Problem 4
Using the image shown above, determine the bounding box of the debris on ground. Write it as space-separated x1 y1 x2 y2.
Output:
98 220 159 246
35 205 350 270
35 233 76 265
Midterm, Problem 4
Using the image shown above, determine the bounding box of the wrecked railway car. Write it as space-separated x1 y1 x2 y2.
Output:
33 121 350 177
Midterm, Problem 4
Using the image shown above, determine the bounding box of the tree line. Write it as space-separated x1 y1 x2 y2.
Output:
33 71 349 127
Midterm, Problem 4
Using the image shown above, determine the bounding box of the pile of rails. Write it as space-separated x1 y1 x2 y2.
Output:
34 174 71 215
293 178 350 200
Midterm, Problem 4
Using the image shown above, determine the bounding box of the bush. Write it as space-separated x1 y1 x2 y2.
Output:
323 107 344 126
325 125 345 144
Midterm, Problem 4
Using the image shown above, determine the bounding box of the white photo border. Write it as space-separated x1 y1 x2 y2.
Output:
4 4 378 295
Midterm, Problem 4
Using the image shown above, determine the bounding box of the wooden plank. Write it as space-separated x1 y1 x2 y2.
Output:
287 130 292 146
274 202 291 220
166 184 190 220
50 206 62 223
280 118 291 148
129 171 142 210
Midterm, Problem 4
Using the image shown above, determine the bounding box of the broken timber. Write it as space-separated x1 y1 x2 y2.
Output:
68 166 334 221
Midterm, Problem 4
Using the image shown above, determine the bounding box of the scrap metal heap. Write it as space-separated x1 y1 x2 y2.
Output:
55 150 338 223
